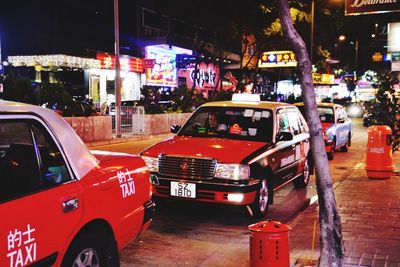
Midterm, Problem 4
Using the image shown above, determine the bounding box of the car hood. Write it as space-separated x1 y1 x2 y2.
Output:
91 150 139 162
141 136 267 163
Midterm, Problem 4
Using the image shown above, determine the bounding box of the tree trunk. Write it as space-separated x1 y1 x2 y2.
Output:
276 0 344 266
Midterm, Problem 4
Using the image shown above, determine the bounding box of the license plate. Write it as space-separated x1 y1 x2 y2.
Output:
170 182 196 198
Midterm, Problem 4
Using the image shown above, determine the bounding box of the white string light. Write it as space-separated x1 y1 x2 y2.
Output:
8 54 101 69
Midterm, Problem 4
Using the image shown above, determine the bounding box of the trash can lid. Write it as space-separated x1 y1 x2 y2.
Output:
248 220 291 233
368 125 392 134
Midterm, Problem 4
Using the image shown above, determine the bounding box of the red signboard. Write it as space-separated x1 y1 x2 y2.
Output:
143 59 156 69
96 52 144 73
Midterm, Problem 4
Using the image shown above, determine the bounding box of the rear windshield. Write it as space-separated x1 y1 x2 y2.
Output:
318 107 335 123
298 105 334 123
178 107 273 142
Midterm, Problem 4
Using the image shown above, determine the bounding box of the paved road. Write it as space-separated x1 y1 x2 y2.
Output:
93 118 367 267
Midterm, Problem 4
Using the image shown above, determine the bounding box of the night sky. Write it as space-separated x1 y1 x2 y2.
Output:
0 0 399 70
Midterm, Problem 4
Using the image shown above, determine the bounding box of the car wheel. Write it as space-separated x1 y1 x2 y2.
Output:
62 232 119 267
327 139 336 160
249 179 270 218
294 157 310 188
340 133 351 152
348 133 352 147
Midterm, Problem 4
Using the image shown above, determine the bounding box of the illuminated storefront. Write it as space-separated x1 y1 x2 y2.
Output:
177 61 220 98
91 53 144 107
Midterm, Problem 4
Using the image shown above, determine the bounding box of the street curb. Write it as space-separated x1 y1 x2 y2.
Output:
87 133 174 148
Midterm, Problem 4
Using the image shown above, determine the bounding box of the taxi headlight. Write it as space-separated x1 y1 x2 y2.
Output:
214 164 250 180
142 156 159 172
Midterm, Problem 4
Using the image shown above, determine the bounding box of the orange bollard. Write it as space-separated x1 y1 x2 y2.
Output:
365 125 393 179
248 220 291 267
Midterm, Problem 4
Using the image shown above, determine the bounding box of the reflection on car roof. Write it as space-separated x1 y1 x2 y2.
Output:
201 101 292 109
294 102 343 108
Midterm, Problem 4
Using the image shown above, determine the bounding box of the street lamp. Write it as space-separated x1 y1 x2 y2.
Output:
338 35 359 76
310 0 315 64
114 0 122 137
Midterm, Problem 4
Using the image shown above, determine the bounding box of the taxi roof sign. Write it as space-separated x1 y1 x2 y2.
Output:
231 93 261 102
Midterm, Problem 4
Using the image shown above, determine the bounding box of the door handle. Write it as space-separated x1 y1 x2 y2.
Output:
62 198 79 213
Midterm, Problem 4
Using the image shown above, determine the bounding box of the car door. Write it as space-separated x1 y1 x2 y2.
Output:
335 107 351 147
270 108 297 188
286 108 309 177
0 117 83 266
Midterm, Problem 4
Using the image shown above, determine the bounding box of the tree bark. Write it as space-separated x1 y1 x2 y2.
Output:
276 0 344 266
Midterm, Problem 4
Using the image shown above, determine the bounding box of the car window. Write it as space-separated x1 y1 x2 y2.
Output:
0 121 42 202
318 107 335 123
277 109 290 133
179 107 273 142
337 107 348 121
287 108 302 135
336 107 345 121
32 122 71 187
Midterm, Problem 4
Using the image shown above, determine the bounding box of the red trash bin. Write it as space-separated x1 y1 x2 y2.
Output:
248 220 291 267
365 125 393 179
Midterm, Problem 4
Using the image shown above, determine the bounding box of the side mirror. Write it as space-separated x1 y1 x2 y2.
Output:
276 131 293 142
171 124 181 133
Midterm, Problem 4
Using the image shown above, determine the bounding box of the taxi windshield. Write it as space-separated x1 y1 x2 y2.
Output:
318 107 335 123
178 107 273 142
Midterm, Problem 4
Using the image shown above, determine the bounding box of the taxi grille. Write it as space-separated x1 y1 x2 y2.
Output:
158 155 217 180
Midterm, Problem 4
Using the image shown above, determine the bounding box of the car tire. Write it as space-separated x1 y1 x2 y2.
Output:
340 133 351 152
294 157 310 188
327 139 336 160
348 133 352 147
248 178 270 218
61 231 119 267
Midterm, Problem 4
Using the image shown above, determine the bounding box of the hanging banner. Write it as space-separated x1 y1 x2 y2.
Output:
345 0 400 16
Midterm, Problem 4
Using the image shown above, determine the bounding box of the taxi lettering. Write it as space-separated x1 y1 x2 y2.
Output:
118 169 136 198
281 155 295 167
7 224 37 267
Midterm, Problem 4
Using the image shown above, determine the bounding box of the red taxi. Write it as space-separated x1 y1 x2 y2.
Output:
141 94 311 217
0 100 154 266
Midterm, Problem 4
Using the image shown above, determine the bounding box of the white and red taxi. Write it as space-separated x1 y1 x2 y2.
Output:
296 102 352 160
0 100 154 266
141 94 311 217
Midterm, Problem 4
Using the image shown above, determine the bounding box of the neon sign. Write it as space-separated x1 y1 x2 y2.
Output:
178 62 219 90
258 51 297 68
96 53 143 73
145 47 177 87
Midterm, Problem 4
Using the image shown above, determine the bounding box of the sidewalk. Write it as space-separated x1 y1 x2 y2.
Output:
288 153 400 267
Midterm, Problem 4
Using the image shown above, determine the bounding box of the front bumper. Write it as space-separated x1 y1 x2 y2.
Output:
150 174 259 205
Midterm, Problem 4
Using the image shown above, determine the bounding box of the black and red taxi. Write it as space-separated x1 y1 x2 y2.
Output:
141 94 311 217
0 100 154 266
